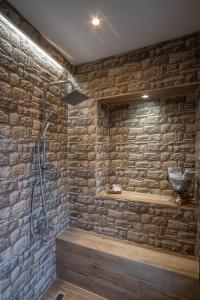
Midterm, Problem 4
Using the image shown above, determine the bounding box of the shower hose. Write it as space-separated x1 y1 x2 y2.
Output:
30 136 48 238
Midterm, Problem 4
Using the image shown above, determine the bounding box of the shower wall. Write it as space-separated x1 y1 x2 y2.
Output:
196 95 200 271
69 31 200 250
0 2 70 299
108 96 196 198
96 102 110 194
75 32 200 99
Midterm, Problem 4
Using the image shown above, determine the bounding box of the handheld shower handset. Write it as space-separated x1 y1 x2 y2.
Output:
41 112 58 136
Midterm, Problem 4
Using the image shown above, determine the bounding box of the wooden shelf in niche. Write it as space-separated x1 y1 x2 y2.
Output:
98 190 197 209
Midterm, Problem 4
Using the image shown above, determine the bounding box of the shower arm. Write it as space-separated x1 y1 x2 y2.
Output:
44 80 75 91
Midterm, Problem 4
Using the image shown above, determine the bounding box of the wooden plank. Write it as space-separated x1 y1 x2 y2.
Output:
93 251 200 300
98 191 197 209
139 281 188 300
56 238 95 260
57 229 198 278
57 266 139 300
54 279 107 299
41 278 107 300
56 252 93 276
56 251 139 296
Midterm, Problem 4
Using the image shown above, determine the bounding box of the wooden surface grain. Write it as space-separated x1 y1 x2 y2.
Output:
41 278 107 300
55 228 200 300
98 190 197 209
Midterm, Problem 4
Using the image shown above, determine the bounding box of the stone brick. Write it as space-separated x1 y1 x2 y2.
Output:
9 152 18 165
115 220 130 228
10 73 19 86
162 132 177 143
143 224 158 234
125 212 140 222
0 124 11 136
141 214 151 224
162 240 182 252
177 231 196 241
108 210 123 219
0 82 12 96
128 179 143 187
168 220 188 231
10 113 19 125
0 110 9 123
152 216 167 226
0 66 9 81
0 153 8 165
143 179 159 188
127 231 148 243
9 191 19 205
11 164 27 177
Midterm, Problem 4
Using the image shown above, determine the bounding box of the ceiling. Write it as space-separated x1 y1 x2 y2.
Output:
9 0 200 65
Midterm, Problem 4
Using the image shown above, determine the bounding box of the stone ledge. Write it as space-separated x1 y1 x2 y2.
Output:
98 190 197 210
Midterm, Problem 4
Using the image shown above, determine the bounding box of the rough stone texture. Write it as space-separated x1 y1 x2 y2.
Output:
67 96 97 197
0 0 72 72
69 31 200 257
69 193 198 255
107 95 196 198
74 32 200 99
97 102 109 194
196 95 200 274
0 9 69 300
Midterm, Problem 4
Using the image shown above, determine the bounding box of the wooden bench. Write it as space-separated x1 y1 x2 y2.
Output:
56 228 200 300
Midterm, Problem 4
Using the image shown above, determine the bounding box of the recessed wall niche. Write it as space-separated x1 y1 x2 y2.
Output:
97 94 196 203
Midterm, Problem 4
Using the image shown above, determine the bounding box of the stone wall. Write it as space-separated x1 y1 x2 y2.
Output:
69 32 200 255
96 102 109 194
67 98 97 197
196 95 200 277
0 7 69 300
108 95 196 198
75 31 200 98
0 0 72 72
70 194 197 255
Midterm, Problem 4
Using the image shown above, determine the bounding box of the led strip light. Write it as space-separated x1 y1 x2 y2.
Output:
0 12 64 70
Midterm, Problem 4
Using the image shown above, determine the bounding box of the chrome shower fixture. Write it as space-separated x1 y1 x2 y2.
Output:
31 79 87 239
61 89 88 106
45 80 89 105
42 112 58 136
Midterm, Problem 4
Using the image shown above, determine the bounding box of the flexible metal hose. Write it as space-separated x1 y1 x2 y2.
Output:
30 138 48 238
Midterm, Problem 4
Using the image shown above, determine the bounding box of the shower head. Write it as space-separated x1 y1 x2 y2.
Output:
60 89 89 106
45 80 89 106
46 112 58 123
42 112 58 136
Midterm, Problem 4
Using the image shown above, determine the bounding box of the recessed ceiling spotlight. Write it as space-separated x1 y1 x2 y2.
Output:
92 17 100 26
142 94 149 99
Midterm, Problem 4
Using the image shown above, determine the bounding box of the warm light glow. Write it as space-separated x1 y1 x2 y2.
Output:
92 17 100 26
142 94 149 99
0 12 64 70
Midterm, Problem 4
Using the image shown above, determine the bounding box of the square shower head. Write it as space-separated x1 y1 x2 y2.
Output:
61 89 88 106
